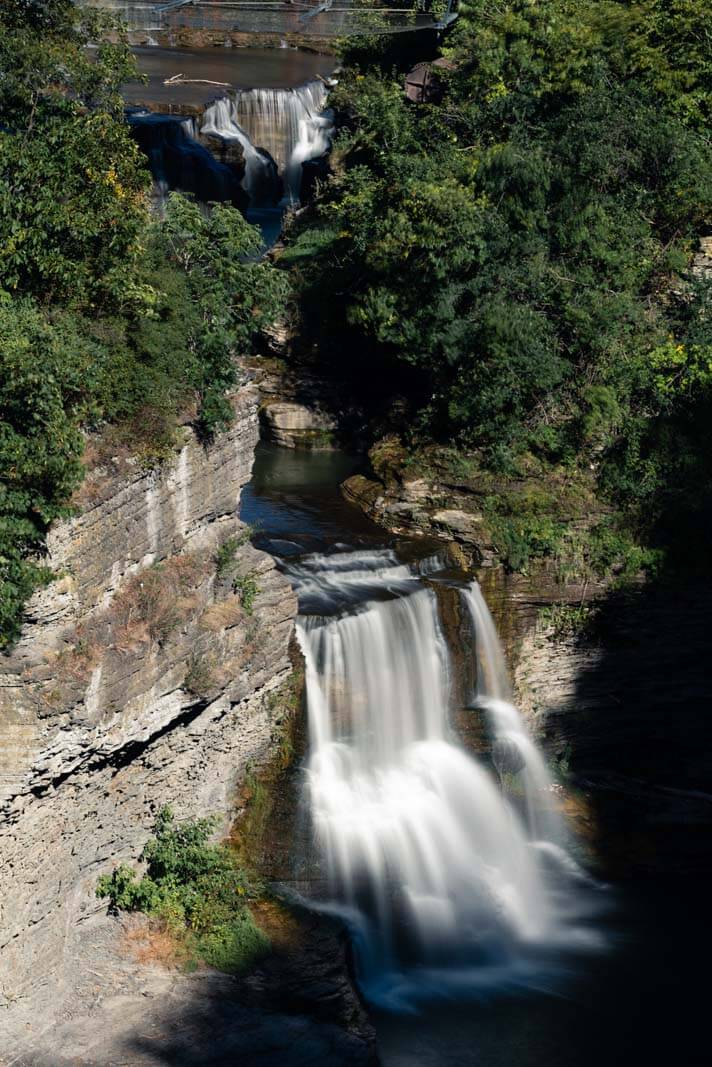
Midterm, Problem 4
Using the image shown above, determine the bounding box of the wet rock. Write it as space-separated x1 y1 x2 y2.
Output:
261 401 337 450
198 130 246 175
128 111 249 212
300 152 330 203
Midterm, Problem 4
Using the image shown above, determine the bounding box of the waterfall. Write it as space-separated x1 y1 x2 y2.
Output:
201 82 333 203
289 550 601 1011
461 581 566 844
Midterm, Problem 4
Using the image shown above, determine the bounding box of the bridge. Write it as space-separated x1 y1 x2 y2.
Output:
85 1 457 37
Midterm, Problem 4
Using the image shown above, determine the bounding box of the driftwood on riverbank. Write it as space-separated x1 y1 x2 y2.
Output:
163 74 232 88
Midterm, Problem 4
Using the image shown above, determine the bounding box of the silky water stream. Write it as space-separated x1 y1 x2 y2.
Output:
241 442 712 1065
242 445 603 1013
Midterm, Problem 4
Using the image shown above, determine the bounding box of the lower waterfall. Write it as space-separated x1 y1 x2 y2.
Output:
288 549 601 1011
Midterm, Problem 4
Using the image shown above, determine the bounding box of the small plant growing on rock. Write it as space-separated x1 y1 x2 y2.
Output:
110 555 205 650
214 526 260 580
538 602 596 641
233 572 260 615
215 536 240 579
96 807 269 975
183 653 218 698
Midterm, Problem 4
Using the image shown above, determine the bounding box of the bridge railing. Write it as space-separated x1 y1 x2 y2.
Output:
84 1 455 37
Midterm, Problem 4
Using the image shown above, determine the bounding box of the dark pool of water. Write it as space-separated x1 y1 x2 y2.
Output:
124 46 336 107
240 441 385 555
376 879 710 1066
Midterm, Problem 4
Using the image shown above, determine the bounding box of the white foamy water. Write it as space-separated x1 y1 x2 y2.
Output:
200 81 333 203
289 551 602 1010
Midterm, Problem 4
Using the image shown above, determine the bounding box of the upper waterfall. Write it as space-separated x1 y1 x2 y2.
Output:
200 81 333 204
287 550 601 1011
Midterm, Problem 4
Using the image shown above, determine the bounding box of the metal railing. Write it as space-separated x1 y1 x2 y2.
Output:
82 1 457 36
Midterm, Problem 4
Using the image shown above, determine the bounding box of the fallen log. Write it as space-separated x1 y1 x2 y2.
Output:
163 74 232 88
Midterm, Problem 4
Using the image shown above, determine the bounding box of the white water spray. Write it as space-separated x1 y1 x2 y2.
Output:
461 581 565 845
290 551 600 1010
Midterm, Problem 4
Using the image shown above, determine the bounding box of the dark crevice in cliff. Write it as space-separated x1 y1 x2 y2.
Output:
29 695 212 798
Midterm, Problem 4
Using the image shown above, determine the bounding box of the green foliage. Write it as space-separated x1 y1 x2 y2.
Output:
157 195 288 439
0 2 148 306
0 297 103 645
216 537 241 578
284 0 712 576
538 603 596 642
483 489 567 573
0 5 286 646
96 807 269 975
214 526 258 579
232 573 260 615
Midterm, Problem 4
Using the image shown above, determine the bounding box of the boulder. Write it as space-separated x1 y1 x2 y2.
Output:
431 508 486 539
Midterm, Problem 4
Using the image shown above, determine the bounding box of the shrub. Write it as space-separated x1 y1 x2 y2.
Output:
183 653 218 697
109 555 205 650
97 807 269 975
232 573 260 615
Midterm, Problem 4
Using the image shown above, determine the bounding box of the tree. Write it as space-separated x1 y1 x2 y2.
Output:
157 194 289 437
0 0 148 307
283 0 712 571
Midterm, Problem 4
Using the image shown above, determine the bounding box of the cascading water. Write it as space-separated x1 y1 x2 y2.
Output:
461 581 567 846
200 81 333 203
288 549 601 1011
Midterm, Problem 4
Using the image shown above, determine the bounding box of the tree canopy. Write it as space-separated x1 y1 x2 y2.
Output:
283 0 712 572
0 4 286 646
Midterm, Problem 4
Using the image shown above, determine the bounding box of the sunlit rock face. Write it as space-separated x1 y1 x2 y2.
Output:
290 549 602 1011
261 400 337 450
0 385 296 1000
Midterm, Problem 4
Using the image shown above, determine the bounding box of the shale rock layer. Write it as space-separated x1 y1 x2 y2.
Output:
0 385 296 1007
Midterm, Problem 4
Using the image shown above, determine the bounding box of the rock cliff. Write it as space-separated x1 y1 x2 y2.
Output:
0 384 296 1009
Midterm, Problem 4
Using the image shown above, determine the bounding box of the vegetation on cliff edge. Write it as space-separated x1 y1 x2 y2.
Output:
283 0 712 577
97 806 270 975
0 1 287 647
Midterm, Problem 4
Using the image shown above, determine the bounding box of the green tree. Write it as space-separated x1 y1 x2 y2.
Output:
156 194 289 437
283 0 712 571
0 1 149 306
0 297 106 645
0 6 287 645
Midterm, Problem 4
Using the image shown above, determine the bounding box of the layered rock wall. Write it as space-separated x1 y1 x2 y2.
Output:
0 385 296 1004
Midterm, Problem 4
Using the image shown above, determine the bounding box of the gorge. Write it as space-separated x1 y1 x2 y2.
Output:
1 3 711 1065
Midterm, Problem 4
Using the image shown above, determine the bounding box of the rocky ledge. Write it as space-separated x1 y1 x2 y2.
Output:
0 384 297 1020
2 907 377 1066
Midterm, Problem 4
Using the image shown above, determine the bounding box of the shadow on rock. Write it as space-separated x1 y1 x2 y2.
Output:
124 912 378 1067
546 578 712 876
